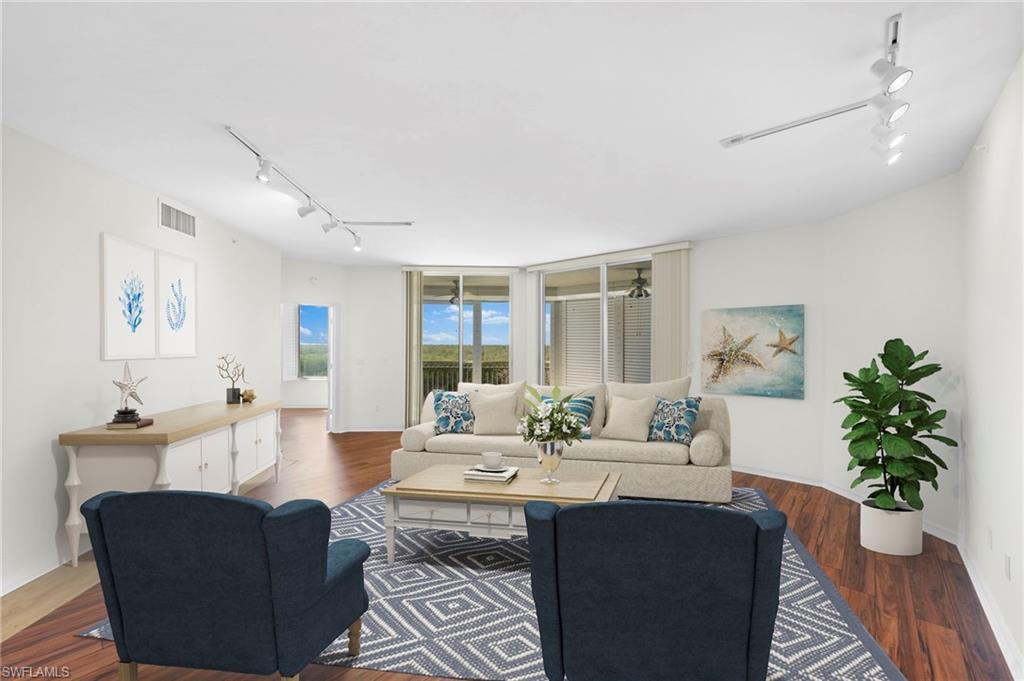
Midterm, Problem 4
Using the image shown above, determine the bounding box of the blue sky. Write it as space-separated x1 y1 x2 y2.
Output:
422 302 510 345
299 304 329 345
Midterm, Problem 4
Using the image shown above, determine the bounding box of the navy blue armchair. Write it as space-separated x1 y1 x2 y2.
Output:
525 500 786 681
82 490 370 681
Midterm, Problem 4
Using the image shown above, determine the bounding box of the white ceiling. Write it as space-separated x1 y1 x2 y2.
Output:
3 3 1021 266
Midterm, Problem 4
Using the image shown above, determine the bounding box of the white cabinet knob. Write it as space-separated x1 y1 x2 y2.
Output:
204 462 209 470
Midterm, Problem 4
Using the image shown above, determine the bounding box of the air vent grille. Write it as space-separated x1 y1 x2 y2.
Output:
159 201 196 237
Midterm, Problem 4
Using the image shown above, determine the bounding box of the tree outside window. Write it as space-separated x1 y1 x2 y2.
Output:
298 304 329 378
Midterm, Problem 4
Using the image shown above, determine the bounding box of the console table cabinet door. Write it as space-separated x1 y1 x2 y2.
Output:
166 440 204 491
255 413 277 470
234 419 259 482
200 428 232 493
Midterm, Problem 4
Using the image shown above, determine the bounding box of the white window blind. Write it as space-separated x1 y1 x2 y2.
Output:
623 297 652 383
281 303 299 382
564 298 602 385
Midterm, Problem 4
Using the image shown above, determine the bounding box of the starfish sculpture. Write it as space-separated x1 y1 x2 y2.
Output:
703 326 765 383
113 361 147 411
766 329 801 357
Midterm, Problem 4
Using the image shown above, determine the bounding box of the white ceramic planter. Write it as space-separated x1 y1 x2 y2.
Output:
860 500 923 556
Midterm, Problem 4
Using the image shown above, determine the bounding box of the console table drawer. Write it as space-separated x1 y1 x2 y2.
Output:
397 498 467 523
510 506 527 528
470 503 510 526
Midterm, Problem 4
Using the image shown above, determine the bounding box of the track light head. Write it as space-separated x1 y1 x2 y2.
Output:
870 59 913 95
297 198 317 218
352 234 362 252
321 219 339 234
871 124 907 150
255 157 274 184
870 94 909 126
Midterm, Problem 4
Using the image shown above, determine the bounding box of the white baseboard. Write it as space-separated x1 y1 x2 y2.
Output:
330 426 404 434
731 463 958 543
959 548 1024 680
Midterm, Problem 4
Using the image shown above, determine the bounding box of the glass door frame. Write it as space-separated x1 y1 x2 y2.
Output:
538 256 652 385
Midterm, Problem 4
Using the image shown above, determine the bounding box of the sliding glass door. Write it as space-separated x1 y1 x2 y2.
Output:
419 273 511 399
541 260 652 386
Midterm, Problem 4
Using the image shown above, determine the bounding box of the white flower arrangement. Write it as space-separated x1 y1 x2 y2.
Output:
517 385 589 444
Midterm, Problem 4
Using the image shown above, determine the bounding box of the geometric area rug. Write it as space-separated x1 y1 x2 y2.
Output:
80 483 906 681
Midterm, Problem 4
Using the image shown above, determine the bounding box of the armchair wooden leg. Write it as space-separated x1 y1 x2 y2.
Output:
281 675 299 681
347 617 363 656
118 662 138 681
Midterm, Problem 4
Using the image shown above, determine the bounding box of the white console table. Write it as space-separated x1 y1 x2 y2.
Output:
58 400 284 566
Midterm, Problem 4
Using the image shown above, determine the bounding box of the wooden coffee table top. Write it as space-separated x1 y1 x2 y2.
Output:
382 464 620 506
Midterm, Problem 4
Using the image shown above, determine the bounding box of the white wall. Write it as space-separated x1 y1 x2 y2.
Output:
280 259 346 408
690 173 966 540
1 127 282 593
333 267 406 431
961 56 1023 672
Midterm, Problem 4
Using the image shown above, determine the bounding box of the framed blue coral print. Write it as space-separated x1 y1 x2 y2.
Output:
157 251 197 357
102 233 156 359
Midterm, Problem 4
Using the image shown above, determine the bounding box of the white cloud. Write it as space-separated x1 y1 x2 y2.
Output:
446 308 510 325
423 331 458 344
300 326 312 337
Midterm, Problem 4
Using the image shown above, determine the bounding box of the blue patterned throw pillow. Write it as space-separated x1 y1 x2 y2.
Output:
542 394 596 439
648 396 702 445
434 391 475 434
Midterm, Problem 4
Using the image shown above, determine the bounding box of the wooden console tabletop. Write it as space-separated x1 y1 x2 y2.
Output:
58 400 283 447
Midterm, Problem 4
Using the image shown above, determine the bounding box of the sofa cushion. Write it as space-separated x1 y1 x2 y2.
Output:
648 397 702 445
600 396 657 442
470 391 520 435
530 383 606 437
689 429 725 467
459 380 526 416
423 433 689 466
433 391 475 434
607 377 692 407
541 395 596 439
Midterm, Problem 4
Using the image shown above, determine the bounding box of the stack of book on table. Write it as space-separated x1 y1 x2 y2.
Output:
464 465 519 484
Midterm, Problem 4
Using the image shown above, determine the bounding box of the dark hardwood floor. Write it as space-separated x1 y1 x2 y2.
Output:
0 409 1009 680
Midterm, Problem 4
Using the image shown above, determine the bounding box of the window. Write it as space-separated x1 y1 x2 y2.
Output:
541 260 652 385
298 304 329 378
418 274 511 399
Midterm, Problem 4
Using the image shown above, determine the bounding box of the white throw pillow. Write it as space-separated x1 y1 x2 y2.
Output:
599 395 657 443
420 391 435 425
470 391 520 435
607 377 692 407
459 380 526 416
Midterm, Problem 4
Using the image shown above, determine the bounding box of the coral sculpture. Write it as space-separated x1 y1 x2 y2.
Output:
241 389 257 403
165 278 187 331
119 273 144 333
216 354 248 388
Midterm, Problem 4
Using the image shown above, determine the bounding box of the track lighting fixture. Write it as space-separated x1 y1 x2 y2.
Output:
869 94 910 126
870 59 913 95
352 234 362 252
871 124 907 150
297 198 317 218
321 219 339 234
255 157 274 184
719 14 911 168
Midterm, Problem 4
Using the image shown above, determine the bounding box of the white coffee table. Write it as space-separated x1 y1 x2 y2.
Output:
380 464 621 564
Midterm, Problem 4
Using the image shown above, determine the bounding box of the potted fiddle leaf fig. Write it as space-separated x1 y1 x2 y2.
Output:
836 338 956 556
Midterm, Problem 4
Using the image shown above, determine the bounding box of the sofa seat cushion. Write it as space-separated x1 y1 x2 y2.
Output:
423 434 689 466
564 439 689 466
426 434 537 458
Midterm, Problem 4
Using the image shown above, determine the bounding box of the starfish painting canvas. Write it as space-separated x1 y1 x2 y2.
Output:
701 304 805 399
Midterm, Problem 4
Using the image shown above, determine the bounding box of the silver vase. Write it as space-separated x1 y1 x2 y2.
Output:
536 441 564 484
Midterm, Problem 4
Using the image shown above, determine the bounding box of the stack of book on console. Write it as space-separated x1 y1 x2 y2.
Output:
464 465 519 484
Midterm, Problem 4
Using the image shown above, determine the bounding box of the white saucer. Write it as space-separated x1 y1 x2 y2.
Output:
474 464 508 473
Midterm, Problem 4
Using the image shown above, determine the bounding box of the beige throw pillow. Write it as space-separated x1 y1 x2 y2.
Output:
459 380 526 416
607 377 692 408
599 395 657 442
470 391 520 435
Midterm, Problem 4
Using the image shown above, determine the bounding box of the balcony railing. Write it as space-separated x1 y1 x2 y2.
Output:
422 362 509 398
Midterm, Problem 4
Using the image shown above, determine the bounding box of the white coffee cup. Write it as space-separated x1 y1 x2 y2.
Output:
481 451 503 469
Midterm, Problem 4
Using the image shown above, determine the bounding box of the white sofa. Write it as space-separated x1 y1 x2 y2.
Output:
391 380 733 503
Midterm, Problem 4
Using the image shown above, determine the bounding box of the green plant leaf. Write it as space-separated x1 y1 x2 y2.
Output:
551 385 562 400
841 412 863 429
843 424 876 441
861 465 884 479
873 491 898 510
900 484 924 510
847 457 860 471
886 460 915 477
849 437 879 460
922 434 958 447
881 433 915 459
914 350 930 362
910 390 936 403
879 338 914 378
884 410 926 425
906 363 941 385
525 384 542 403
911 458 939 481
922 449 948 470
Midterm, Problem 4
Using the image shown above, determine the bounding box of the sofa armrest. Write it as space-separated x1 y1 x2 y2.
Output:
400 422 436 452
690 429 724 466
693 397 731 458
